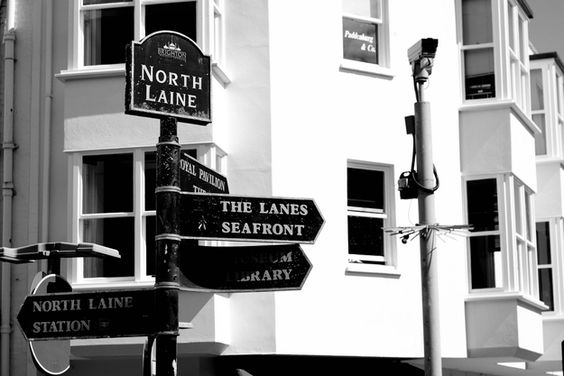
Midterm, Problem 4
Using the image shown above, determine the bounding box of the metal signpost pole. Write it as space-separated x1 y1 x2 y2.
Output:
155 117 181 376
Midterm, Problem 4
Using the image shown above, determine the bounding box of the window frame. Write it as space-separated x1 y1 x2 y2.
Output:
69 0 228 84
456 0 532 108
67 144 227 288
536 220 555 311
346 160 397 270
340 0 391 78
463 174 539 298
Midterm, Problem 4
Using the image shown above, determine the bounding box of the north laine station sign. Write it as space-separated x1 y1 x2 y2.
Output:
125 31 211 124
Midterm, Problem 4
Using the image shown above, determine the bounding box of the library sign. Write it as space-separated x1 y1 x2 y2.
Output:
125 31 211 125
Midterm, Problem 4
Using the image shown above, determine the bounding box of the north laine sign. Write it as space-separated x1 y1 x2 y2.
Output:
125 31 211 124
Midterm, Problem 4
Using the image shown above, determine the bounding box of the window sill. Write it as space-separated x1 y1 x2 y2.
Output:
346 262 400 278
212 62 231 87
339 59 394 79
56 65 125 82
465 291 549 312
71 278 154 291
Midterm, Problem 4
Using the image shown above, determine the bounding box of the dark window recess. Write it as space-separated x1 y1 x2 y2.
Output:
83 217 135 278
465 73 496 99
538 269 554 310
145 2 197 40
348 216 384 257
536 221 551 264
84 7 134 65
470 235 500 289
347 168 384 209
146 215 156 277
467 179 498 232
83 154 133 213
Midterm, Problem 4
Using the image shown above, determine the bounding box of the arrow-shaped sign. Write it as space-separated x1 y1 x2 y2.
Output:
179 192 324 243
179 152 229 194
17 289 155 341
179 243 312 292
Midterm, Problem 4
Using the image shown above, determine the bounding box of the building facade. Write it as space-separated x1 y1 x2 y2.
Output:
0 0 563 375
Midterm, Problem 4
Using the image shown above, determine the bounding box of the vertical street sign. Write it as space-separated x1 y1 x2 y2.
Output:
125 30 211 124
179 243 312 292
179 152 229 194
125 30 213 376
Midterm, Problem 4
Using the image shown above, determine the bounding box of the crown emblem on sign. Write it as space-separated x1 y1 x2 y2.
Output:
163 42 181 51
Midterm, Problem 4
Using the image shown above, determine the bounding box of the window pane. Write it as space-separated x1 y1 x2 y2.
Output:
531 69 544 110
462 0 493 45
470 235 501 289
83 154 133 213
467 179 498 232
342 18 379 64
347 168 384 209
83 7 133 65
536 222 551 264
538 269 554 310
465 48 496 99
83 217 134 277
145 2 197 40
146 215 156 276
145 152 156 211
83 0 132 5
507 4 515 50
348 216 384 257
343 0 381 18
533 114 547 155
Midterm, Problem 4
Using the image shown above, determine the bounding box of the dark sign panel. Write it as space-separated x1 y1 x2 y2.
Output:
180 152 229 193
179 192 324 243
342 18 378 64
179 243 311 292
125 31 211 124
17 289 155 341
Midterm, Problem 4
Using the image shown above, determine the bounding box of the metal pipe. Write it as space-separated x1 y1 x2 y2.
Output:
41 0 53 242
414 90 442 376
1 24 16 376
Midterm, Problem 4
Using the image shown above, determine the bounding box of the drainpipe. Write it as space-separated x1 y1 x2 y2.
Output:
1 1 16 374
41 0 53 242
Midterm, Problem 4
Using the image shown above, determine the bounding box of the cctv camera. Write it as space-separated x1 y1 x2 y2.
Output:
408 38 438 65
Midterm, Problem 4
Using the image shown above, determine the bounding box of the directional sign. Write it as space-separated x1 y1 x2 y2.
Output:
179 192 324 243
17 289 155 341
179 152 229 193
179 243 312 292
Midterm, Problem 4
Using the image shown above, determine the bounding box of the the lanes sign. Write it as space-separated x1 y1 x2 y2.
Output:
17 289 155 341
179 152 229 193
125 31 211 125
179 193 324 243
179 243 312 292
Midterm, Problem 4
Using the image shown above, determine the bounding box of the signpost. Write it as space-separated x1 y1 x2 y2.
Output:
178 193 324 243
17 289 155 341
179 243 311 292
125 30 211 124
180 152 229 193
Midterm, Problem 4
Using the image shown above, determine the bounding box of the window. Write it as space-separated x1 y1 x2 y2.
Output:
347 161 395 265
461 0 496 100
465 176 538 295
466 178 502 289
341 0 390 74
530 69 547 155
75 0 223 69
71 146 225 284
536 221 554 310
458 0 532 105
